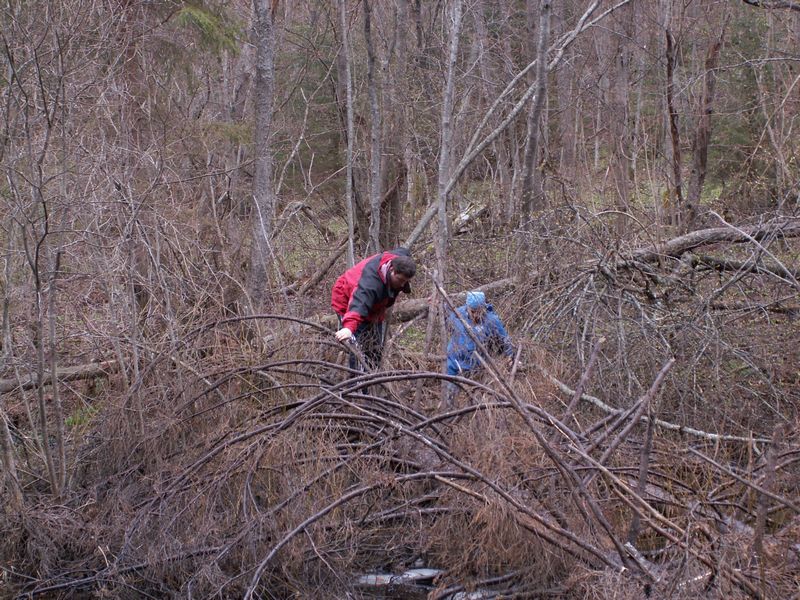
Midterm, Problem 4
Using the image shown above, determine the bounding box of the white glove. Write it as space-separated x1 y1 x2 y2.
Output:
335 327 353 342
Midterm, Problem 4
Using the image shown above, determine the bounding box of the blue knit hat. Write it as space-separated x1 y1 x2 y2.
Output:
466 291 486 310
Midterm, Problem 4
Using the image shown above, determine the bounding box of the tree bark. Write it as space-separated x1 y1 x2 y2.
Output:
380 1 408 250
554 2 576 177
473 0 514 223
364 0 383 253
0 410 22 510
664 27 684 229
409 0 424 54
740 0 800 12
47 250 67 493
520 0 552 227
427 0 463 401
0 361 116 394
608 1 635 236
339 0 356 266
435 0 463 278
248 0 277 313
685 22 726 231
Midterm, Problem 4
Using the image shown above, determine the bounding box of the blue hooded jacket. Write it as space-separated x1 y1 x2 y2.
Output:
446 303 514 376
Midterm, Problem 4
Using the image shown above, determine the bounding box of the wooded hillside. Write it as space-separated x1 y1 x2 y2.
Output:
1 0 798 598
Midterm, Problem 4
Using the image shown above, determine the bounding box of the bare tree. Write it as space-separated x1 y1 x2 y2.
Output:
340 0 356 267
520 0 552 227
607 1 636 235
248 0 278 313
685 13 728 230
405 0 633 248
3 2 800 599
554 1 577 179
424 0 463 403
664 23 684 229
364 0 384 253
435 0 464 276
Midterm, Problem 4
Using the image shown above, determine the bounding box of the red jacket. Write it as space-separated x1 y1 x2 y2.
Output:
331 248 412 332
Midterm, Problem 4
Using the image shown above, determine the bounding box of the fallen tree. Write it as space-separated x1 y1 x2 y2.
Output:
363 218 800 324
9 319 796 599
5 220 798 600
0 360 116 395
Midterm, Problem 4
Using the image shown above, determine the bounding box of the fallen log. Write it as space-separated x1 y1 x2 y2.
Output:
627 219 800 264
452 202 489 235
533 361 771 444
314 220 800 328
0 360 116 395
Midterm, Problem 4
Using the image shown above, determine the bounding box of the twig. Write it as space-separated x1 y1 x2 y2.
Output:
534 362 771 444
688 447 800 514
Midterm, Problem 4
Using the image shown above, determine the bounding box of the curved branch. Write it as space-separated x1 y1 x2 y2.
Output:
741 0 800 12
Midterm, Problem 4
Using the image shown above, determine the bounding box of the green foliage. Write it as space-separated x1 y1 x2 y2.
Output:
708 11 767 184
65 404 98 429
400 323 427 352
700 182 724 205
174 4 242 55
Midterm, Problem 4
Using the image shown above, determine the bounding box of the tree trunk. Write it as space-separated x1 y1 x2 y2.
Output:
472 0 511 224
435 0 462 275
409 0 424 55
500 0 525 221
609 2 634 236
380 1 408 250
430 0 462 399
47 250 67 493
248 0 277 313
364 0 383 253
0 410 22 510
685 23 726 231
555 2 576 177
339 0 356 267
664 27 684 230
520 0 551 228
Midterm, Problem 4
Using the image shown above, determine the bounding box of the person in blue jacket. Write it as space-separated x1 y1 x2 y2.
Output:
445 290 514 404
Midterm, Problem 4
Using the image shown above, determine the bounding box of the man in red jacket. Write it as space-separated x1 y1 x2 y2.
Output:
331 247 416 370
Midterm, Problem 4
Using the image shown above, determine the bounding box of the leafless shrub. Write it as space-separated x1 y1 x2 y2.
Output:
2 0 797 597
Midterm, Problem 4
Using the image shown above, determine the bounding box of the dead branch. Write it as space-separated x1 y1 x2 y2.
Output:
741 0 800 12
627 219 800 264
689 448 800 514
0 360 116 395
691 253 800 282
533 361 771 444
280 237 348 295
309 219 800 331
591 359 674 474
